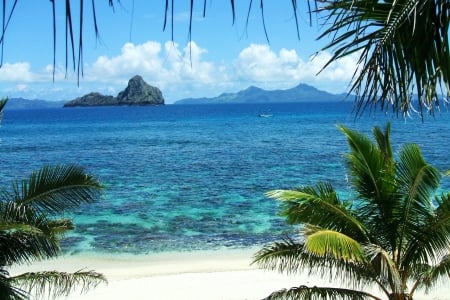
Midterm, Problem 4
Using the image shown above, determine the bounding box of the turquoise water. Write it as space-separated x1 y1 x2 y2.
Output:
1 102 449 254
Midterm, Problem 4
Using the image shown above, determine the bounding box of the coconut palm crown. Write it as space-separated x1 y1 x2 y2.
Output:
253 123 450 300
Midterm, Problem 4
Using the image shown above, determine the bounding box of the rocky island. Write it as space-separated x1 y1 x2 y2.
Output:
64 75 164 107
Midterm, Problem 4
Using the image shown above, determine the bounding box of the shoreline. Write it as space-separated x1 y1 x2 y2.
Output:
9 248 450 300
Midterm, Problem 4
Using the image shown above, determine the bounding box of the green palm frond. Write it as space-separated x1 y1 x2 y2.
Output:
339 124 401 249
9 165 103 214
11 270 106 299
396 144 441 215
0 230 60 267
395 144 442 259
339 124 396 204
305 229 366 264
0 269 28 300
253 235 377 289
0 98 7 112
412 254 450 294
0 97 6 124
364 244 403 295
262 285 381 300
266 184 369 242
402 193 450 270
317 0 450 117
0 204 60 266
252 237 305 275
371 124 393 163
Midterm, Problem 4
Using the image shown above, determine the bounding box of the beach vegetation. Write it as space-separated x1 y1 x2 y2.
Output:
0 98 107 299
253 122 450 300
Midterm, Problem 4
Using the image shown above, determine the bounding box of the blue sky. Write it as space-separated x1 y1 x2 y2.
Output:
0 1 359 104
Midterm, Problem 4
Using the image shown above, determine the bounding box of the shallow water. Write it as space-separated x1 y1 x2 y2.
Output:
1 102 449 254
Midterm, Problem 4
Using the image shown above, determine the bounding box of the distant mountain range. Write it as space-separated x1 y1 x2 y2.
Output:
174 83 347 105
2 83 347 110
3 98 65 110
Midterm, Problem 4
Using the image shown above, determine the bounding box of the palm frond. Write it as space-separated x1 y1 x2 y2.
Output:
305 229 366 264
266 184 369 242
317 0 450 117
402 192 450 271
395 144 442 258
0 97 7 112
396 144 441 216
11 270 106 299
338 124 402 250
339 124 395 204
10 164 103 214
0 97 6 124
0 231 60 267
411 254 450 294
253 235 378 289
262 285 381 300
0 202 64 266
252 237 305 275
371 123 393 163
0 269 28 300
364 244 403 295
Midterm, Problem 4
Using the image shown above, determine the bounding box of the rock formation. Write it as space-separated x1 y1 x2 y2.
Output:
116 75 164 105
64 75 165 107
64 92 118 107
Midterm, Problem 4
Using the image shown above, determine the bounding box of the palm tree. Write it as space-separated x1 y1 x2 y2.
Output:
0 164 107 299
0 99 107 299
253 123 450 300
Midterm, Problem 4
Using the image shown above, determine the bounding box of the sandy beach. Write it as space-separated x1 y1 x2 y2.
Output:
10 248 450 300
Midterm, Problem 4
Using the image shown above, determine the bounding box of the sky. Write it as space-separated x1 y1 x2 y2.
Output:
0 1 360 104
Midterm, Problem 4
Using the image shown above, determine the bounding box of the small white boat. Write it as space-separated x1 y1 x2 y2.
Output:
258 114 273 118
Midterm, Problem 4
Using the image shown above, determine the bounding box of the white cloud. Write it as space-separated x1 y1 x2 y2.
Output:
0 62 34 82
233 44 359 92
81 40 231 101
0 41 360 102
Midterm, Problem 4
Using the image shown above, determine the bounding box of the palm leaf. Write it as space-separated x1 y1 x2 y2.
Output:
0 97 6 124
10 164 102 214
11 270 106 299
0 97 7 112
364 244 403 295
317 0 450 117
396 144 441 217
252 237 305 275
339 124 395 204
412 254 450 294
339 124 401 250
0 232 59 268
305 229 366 264
266 185 369 242
0 202 63 266
0 269 28 300
262 285 381 300
395 144 442 261
253 235 378 289
402 192 450 271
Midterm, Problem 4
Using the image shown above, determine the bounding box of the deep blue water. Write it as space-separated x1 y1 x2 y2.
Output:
1 102 449 254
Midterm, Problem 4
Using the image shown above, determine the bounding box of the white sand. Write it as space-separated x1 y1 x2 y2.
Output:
10 248 450 300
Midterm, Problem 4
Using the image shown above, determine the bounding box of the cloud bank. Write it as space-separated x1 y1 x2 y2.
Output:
0 40 359 103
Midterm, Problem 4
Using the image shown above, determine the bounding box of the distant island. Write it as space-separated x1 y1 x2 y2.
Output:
64 75 165 107
2 98 65 110
2 82 348 110
174 83 347 105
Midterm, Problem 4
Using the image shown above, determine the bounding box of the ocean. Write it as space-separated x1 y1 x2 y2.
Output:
1 102 449 255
